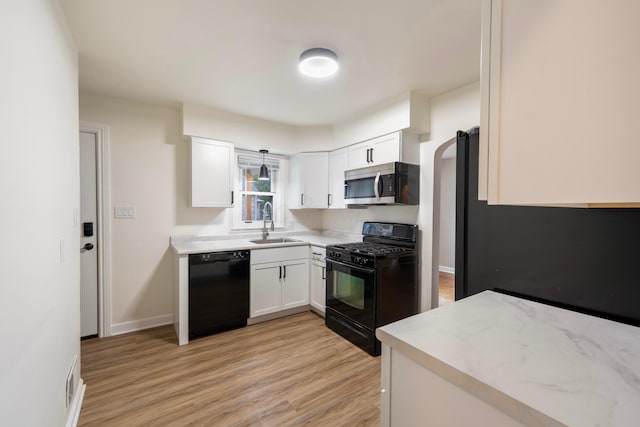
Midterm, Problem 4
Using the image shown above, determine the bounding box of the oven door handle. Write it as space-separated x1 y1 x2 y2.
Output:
326 258 376 274
373 172 381 199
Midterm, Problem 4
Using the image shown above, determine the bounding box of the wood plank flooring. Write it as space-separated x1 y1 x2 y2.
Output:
438 272 455 306
79 312 380 426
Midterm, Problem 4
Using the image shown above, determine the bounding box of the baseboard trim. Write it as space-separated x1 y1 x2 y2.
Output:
111 314 174 336
247 306 310 325
65 378 85 427
439 266 455 275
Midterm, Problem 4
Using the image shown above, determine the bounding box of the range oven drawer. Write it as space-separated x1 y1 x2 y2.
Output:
325 308 379 356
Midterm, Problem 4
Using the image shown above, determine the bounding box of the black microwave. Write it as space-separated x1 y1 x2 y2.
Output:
344 162 419 205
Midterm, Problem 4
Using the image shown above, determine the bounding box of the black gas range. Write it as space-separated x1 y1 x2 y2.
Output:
325 222 419 356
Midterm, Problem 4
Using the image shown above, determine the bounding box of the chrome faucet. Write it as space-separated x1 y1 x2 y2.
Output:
262 201 274 240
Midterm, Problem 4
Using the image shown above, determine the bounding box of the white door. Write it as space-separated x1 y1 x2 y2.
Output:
80 131 98 338
282 259 310 309
310 260 326 314
348 141 371 170
250 262 282 317
299 152 329 208
370 132 400 166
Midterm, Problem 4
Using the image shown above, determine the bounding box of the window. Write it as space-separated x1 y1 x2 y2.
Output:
232 150 285 229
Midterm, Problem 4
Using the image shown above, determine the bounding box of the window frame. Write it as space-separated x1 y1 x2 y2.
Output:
232 150 286 230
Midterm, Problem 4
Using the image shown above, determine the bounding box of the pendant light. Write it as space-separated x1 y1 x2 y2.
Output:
258 149 270 181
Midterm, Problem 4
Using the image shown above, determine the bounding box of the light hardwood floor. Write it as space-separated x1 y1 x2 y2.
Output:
439 272 455 305
79 312 380 426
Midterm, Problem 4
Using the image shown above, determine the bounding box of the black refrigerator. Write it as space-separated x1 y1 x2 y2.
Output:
455 127 640 326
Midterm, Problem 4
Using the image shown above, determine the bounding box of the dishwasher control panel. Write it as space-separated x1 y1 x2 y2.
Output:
191 250 250 263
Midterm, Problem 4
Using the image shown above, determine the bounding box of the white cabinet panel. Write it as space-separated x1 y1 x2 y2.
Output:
481 0 640 205
282 259 310 310
190 137 234 207
347 131 418 170
289 152 329 209
250 261 282 317
348 142 371 170
328 147 349 209
382 346 525 427
369 132 401 165
250 248 310 318
309 247 326 314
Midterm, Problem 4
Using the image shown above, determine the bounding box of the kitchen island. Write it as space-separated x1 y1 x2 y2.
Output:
376 290 640 427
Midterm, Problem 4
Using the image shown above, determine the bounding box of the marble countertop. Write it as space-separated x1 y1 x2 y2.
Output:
376 290 640 427
171 231 361 255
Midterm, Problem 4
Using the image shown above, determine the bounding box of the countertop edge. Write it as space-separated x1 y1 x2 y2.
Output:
170 232 361 255
376 325 566 427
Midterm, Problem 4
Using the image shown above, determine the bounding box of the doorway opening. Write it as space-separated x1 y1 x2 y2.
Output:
79 122 111 338
437 144 457 306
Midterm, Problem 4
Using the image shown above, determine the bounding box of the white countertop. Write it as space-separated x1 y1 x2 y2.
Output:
170 231 361 255
376 290 640 427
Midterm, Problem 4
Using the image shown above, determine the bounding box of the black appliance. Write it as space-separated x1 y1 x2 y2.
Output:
456 127 640 326
325 222 419 356
344 162 419 205
189 250 250 340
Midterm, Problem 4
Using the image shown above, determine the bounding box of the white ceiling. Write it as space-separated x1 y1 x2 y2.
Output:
60 0 481 126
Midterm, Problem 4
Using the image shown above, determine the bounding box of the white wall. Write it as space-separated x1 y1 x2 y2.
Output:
419 82 480 310
439 157 457 272
332 91 430 149
0 1 81 425
80 93 323 329
183 102 334 154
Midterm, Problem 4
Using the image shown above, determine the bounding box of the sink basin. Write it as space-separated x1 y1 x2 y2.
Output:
250 237 301 245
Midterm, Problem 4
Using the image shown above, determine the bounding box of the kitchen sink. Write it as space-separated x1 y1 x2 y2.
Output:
249 237 301 245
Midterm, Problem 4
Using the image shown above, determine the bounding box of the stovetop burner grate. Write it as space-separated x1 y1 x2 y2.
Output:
331 242 413 257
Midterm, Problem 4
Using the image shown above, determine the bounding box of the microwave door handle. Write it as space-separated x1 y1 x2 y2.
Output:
374 172 381 199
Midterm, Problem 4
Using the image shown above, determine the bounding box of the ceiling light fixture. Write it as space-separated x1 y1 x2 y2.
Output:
298 48 339 78
258 149 270 180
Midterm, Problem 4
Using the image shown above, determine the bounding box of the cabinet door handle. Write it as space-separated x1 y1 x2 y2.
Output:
366 148 371 163
300 194 304 206
370 148 374 163
322 266 326 280
231 190 234 205
328 193 332 206
283 265 287 279
279 265 282 279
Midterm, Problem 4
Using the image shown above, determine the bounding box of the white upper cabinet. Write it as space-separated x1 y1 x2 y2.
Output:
347 131 419 170
328 147 349 209
190 137 235 207
288 152 329 209
480 0 640 205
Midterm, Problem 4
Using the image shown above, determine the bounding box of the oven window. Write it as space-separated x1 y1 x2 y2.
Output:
334 271 365 310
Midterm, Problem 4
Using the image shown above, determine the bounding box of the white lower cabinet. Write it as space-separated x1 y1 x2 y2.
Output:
282 260 309 309
309 247 326 315
381 344 525 427
250 247 310 318
250 261 283 317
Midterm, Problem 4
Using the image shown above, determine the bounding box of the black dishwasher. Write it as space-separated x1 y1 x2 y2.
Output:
189 250 250 340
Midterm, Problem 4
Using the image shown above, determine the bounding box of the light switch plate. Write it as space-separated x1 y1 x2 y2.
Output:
114 206 136 219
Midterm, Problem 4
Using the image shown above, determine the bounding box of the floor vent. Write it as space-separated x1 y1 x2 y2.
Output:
66 356 77 408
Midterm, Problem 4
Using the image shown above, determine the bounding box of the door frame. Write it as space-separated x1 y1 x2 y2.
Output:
80 122 112 337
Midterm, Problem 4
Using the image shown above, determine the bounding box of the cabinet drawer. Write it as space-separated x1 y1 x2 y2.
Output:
310 246 326 261
251 246 310 265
